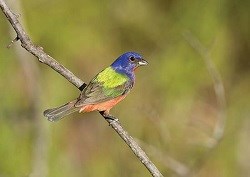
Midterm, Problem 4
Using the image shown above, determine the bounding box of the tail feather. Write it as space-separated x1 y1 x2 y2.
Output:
44 100 80 122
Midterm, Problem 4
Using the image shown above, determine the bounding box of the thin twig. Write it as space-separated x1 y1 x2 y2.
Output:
183 31 226 147
7 36 19 48
0 0 83 89
0 0 163 176
136 139 190 177
6 1 50 177
183 31 227 176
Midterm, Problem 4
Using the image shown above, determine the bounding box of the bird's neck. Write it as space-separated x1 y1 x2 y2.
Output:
112 66 135 81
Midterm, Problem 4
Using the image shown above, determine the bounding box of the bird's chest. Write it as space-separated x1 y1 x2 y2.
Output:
80 94 127 112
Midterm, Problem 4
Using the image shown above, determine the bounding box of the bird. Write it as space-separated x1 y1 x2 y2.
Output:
43 52 148 122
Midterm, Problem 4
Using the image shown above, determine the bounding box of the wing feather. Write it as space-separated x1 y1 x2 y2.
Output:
75 73 133 107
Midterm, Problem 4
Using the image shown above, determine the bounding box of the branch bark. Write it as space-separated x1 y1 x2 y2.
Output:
0 0 163 176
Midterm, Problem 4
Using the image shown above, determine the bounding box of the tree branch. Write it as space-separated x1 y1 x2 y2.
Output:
0 0 163 176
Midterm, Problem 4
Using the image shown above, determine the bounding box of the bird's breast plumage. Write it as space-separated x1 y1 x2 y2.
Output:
96 67 130 88
79 94 127 113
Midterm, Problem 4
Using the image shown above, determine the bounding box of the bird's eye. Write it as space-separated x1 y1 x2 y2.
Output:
129 56 135 62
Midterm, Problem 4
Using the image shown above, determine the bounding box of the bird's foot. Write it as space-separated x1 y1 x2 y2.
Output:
99 111 119 125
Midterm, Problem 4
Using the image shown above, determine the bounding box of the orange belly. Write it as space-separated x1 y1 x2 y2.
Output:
79 95 126 113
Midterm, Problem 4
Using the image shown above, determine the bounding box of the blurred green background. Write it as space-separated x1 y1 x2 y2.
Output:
0 0 249 177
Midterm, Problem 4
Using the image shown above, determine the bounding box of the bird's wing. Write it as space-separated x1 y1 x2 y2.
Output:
75 74 132 107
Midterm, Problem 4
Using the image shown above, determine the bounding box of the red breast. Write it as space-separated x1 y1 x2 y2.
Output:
79 95 127 113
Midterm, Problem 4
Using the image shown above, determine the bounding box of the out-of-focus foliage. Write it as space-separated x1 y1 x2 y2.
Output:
0 0 249 177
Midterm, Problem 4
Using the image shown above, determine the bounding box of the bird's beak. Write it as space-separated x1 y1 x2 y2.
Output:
138 58 148 66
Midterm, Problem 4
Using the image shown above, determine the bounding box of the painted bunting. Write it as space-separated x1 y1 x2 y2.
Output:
44 52 148 122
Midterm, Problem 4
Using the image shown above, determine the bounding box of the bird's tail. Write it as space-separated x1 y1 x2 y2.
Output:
43 99 80 122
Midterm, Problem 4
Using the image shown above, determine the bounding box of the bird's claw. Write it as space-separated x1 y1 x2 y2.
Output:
99 111 119 125
106 117 119 126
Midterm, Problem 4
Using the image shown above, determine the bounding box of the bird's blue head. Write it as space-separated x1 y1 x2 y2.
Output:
111 52 148 79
